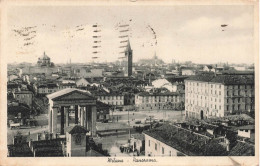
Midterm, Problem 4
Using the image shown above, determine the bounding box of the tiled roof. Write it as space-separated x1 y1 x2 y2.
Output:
209 75 254 85
238 125 255 130
185 74 254 85
185 74 215 82
8 143 33 157
137 91 179 96
228 142 254 156
143 124 212 156
165 76 189 83
66 125 88 134
210 114 254 123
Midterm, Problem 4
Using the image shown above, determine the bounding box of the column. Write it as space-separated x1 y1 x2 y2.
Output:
91 106 97 136
48 104 52 133
85 106 89 130
66 107 69 127
78 106 81 123
80 107 84 126
75 105 78 124
52 107 57 136
61 106 65 135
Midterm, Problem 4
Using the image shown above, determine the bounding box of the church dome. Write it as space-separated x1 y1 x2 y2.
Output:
41 52 50 60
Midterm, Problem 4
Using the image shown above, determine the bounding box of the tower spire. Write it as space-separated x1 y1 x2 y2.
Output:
125 39 132 52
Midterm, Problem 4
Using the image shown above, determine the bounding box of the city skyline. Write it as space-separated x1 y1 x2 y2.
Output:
5 5 255 64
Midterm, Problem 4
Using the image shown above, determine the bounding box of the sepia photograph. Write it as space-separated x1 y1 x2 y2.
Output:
0 0 259 165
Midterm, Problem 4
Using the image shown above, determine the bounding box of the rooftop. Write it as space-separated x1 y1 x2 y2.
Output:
238 125 255 130
47 88 92 100
186 74 254 85
228 141 255 156
138 91 180 96
66 125 89 134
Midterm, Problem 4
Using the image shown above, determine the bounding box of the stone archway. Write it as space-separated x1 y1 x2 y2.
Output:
47 88 97 136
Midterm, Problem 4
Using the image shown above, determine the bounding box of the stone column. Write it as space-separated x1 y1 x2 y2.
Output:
91 106 97 136
80 107 84 126
61 106 65 135
75 105 78 124
52 107 57 136
85 106 89 129
66 107 69 127
78 106 81 124
48 104 52 133
87 106 92 132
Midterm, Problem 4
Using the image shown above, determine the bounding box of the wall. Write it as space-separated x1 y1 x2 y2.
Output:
67 133 86 157
97 95 124 106
238 129 251 138
14 92 33 108
144 134 184 157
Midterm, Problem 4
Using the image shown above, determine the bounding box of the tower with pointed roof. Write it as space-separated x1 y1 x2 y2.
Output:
124 40 133 77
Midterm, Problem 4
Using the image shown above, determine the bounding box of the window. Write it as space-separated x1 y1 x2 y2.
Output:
149 140 150 147
169 151 171 156
162 147 164 154
155 143 157 150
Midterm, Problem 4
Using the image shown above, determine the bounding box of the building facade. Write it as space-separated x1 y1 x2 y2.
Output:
96 94 124 106
13 91 34 108
135 92 183 111
185 74 255 119
144 133 185 157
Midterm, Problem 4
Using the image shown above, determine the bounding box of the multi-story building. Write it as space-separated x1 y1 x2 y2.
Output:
185 74 254 119
95 93 124 106
135 91 184 111
144 131 186 156
13 90 34 108
34 83 59 96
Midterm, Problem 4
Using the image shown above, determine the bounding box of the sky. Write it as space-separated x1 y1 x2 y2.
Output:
6 4 255 64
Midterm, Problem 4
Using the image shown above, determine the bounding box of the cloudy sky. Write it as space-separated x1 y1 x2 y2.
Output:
6 4 255 64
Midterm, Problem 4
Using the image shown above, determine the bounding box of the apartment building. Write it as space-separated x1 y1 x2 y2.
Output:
95 94 124 106
185 74 254 119
135 91 183 111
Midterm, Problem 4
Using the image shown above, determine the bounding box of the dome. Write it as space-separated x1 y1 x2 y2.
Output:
41 51 50 60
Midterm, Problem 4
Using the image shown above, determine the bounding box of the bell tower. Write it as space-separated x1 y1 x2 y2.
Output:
124 39 133 77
